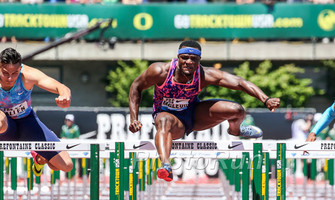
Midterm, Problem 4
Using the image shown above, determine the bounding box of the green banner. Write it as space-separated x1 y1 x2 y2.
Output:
0 3 334 40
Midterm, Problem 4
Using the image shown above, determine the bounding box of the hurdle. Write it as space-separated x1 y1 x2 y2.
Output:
106 140 335 200
1 140 335 200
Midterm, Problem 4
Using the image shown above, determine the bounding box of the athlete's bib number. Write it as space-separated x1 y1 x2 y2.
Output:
161 97 189 111
3 101 28 117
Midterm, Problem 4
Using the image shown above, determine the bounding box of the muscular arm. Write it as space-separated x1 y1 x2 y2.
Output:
202 67 280 111
128 62 168 132
22 65 71 108
307 102 335 142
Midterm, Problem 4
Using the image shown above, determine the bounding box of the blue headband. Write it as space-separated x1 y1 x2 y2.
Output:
178 47 201 57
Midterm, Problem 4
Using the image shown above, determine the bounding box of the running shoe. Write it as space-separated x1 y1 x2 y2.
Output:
157 163 173 182
31 151 45 177
240 125 263 138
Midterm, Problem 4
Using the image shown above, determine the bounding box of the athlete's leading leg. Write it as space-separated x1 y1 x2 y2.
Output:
47 151 73 172
154 112 185 181
31 150 72 176
154 112 185 164
0 111 7 133
20 111 73 175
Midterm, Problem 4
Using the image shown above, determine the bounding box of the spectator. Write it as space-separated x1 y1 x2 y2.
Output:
327 124 335 140
60 114 80 179
122 0 142 4
236 0 254 4
21 0 43 4
312 0 334 4
291 113 314 178
65 0 101 4
46 0 65 3
312 113 330 140
1 36 17 43
187 0 207 3
307 102 335 142
291 113 314 141
102 0 118 4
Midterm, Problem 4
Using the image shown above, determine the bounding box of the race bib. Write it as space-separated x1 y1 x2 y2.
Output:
2 101 28 117
161 97 189 111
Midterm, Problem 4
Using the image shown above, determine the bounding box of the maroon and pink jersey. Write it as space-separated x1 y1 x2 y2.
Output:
153 59 202 114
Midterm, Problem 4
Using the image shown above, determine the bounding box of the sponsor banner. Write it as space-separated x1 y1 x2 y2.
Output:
0 3 334 39
286 142 335 151
172 141 218 150
0 141 95 151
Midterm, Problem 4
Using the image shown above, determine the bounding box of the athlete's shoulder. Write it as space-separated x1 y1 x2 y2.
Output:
21 64 35 73
150 61 170 70
21 64 42 78
21 64 48 89
148 61 171 76
201 65 224 79
200 65 235 87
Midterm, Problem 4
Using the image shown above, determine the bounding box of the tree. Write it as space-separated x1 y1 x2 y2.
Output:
202 60 318 108
106 60 154 107
323 60 335 99
106 60 318 108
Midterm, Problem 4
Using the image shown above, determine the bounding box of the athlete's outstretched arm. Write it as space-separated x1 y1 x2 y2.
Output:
306 102 335 142
202 67 280 112
22 65 71 108
129 62 167 133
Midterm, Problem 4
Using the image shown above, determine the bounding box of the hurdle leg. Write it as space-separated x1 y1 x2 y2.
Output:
27 158 34 200
90 144 100 200
36 175 41 200
252 143 262 200
138 159 146 200
0 152 4 200
311 159 317 200
292 159 297 197
67 173 71 199
5 158 9 200
55 170 60 200
10 158 18 200
74 165 77 200
276 143 286 200
82 158 88 199
262 152 269 200
129 152 137 200
241 152 250 200
152 158 157 200
146 158 153 200
329 159 334 200
109 152 116 200
324 159 328 200
234 158 241 199
51 169 55 200
124 158 130 199
218 159 231 198
116 142 125 200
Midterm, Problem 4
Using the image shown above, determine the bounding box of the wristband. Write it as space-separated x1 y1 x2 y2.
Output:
264 97 271 106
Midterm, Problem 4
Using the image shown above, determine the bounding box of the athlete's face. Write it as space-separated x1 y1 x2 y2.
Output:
0 63 22 88
177 46 201 76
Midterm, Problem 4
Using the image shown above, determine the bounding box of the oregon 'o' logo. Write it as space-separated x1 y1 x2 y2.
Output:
318 9 335 31
133 13 153 31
